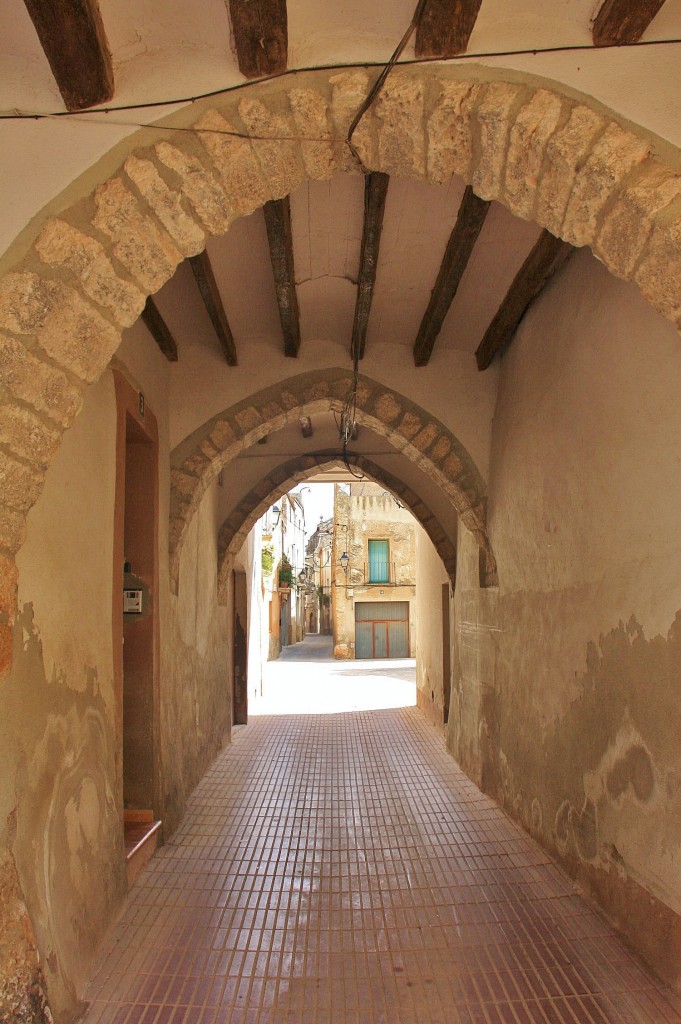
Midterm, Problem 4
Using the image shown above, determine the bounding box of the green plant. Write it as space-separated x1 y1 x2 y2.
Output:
278 555 294 588
261 544 274 576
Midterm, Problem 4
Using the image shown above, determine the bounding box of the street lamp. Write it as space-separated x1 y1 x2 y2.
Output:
339 551 349 576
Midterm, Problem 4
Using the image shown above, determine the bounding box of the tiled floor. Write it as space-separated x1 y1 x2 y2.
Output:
84 660 681 1023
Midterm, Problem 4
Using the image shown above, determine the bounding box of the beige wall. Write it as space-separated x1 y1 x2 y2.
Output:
451 247 681 985
8 373 121 1017
414 529 451 729
1 335 232 1019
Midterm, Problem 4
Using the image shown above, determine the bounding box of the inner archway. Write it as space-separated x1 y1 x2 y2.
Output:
216 451 457 602
171 367 495 592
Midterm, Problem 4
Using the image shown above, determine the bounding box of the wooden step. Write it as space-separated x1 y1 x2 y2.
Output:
124 816 162 888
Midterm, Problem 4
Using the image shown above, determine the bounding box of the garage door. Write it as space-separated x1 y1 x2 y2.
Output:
355 602 409 659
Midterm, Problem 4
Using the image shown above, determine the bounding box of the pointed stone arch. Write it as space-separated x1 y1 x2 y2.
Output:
1 63 681 674
215 451 459 602
170 368 494 592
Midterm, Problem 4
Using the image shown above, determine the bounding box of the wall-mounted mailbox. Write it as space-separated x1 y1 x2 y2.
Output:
124 589 143 614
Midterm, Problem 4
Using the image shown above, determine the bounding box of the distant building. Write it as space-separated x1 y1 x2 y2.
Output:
304 517 333 635
331 483 416 660
260 493 306 660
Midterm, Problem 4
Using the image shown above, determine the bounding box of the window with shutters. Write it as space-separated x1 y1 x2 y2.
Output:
368 539 390 583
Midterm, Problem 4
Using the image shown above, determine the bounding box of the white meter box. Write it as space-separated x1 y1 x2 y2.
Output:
123 589 143 614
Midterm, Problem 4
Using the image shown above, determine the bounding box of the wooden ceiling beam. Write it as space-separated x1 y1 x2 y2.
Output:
415 0 483 57
263 197 301 358
352 172 390 362
593 0 667 46
228 0 288 78
413 186 490 367
475 230 574 371
22 0 114 111
141 297 178 363
189 250 238 366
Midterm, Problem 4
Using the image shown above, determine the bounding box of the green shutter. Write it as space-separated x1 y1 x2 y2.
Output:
368 540 389 583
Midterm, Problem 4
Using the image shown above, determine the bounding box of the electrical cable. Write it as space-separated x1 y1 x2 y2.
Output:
2 37 680 123
346 0 429 172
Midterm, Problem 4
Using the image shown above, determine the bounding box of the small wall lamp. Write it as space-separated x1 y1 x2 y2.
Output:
339 551 349 575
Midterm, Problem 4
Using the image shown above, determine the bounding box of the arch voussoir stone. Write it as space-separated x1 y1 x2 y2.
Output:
215 452 460 603
1 63 680 676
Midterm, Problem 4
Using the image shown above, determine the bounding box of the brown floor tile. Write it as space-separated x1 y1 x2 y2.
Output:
83 707 681 1024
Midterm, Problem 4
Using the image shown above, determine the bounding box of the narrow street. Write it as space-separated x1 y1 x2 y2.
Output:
82 638 681 1024
251 634 417 716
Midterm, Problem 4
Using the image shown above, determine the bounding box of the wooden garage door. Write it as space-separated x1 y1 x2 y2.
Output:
355 602 409 659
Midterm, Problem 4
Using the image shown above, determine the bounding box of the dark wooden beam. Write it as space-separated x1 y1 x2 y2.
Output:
141 297 178 363
300 416 313 438
189 250 238 366
352 172 390 362
22 0 113 111
593 0 666 46
413 186 490 367
263 197 301 358
415 0 483 57
228 0 287 78
475 230 574 371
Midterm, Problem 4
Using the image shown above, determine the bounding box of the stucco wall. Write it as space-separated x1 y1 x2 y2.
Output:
414 528 451 729
455 247 681 985
164 479 230 834
0 338 232 1020
6 372 121 1020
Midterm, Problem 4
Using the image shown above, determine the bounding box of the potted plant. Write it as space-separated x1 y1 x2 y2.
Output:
278 555 294 589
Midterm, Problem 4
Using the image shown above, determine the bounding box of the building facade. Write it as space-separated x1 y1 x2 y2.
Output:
304 517 333 635
331 483 416 660
259 493 306 660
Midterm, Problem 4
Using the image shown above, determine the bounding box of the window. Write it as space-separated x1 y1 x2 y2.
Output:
368 539 389 583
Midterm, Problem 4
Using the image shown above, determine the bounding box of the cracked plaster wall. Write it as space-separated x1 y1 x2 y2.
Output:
0 330 232 1021
449 245 681 987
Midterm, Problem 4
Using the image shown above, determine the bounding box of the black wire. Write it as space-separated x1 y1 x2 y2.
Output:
2 37 680 122
346 0 429 171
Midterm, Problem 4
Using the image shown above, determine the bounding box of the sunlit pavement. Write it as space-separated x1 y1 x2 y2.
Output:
250 634 417 716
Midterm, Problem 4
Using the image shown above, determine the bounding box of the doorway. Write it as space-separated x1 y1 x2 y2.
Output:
113 372 160 885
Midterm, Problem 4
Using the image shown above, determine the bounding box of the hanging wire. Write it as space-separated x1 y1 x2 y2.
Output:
346 0 429 172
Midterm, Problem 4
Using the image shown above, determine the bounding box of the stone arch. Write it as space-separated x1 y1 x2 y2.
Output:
1 63 681 674
216 451 459 603
170 368 494 592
